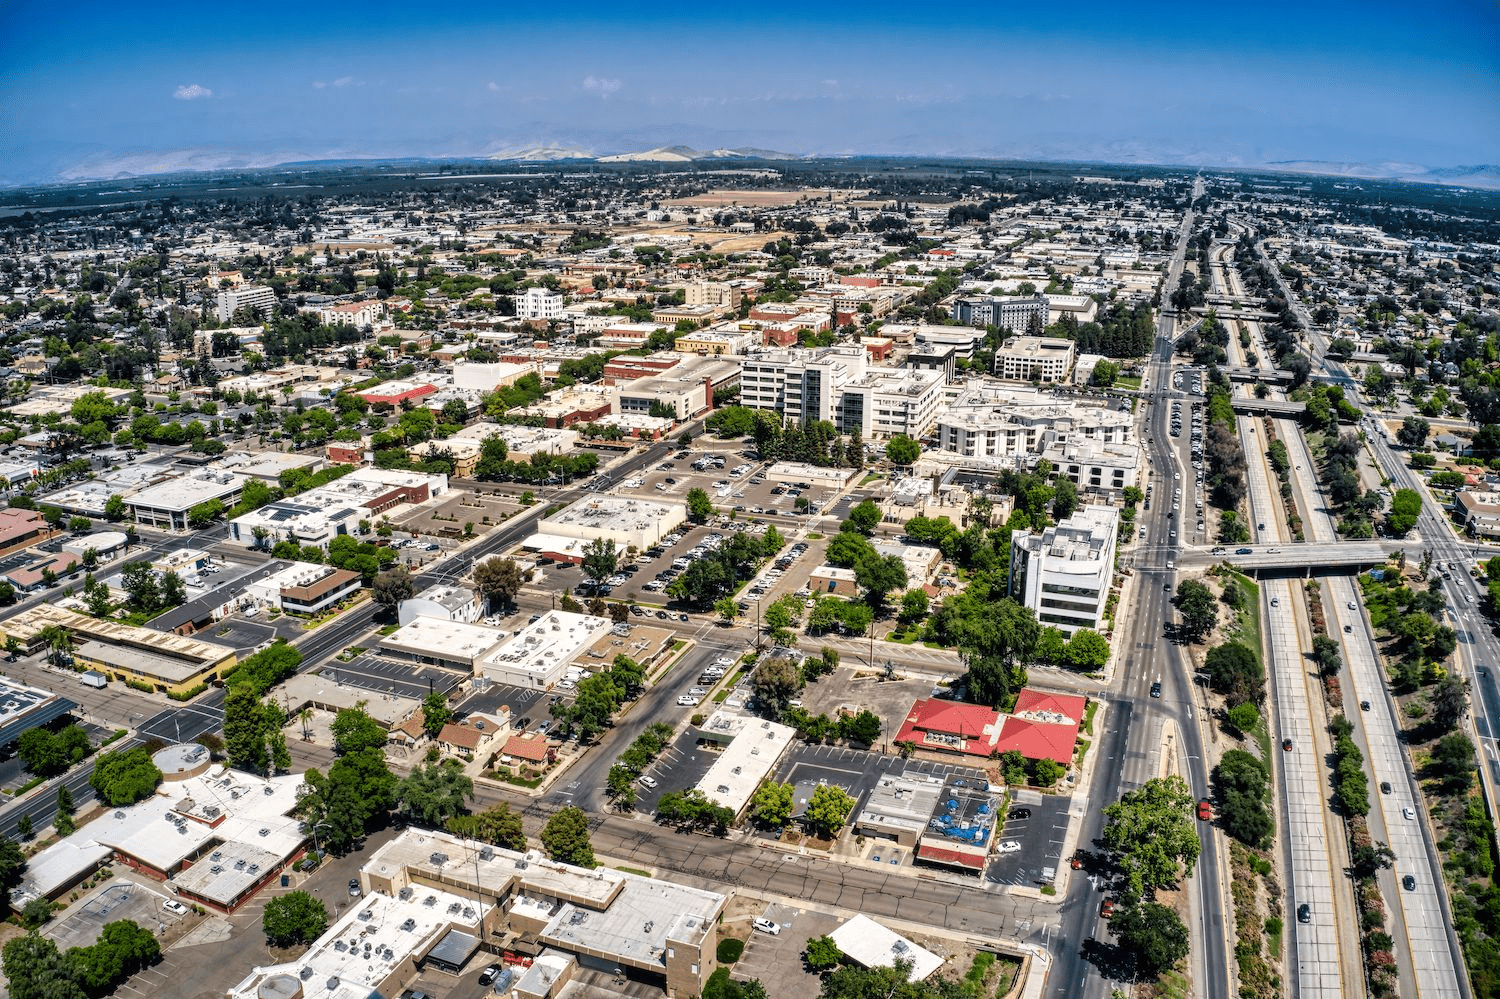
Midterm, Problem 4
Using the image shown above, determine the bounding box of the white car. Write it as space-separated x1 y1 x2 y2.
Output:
752 918 781 935
996 841 1022 854
162 899 188 915
713 656 734 667
677 695 701 707
638 775 659 790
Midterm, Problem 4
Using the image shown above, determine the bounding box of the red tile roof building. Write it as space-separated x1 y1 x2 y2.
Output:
894 700 1002 758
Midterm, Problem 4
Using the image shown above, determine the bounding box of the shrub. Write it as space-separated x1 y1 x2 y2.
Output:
717 938 744 963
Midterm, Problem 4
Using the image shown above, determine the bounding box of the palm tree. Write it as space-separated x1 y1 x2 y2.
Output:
39 625 71 667
299 707 314 742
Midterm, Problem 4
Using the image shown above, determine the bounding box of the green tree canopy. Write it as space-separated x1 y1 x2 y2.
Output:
396 759 473 827
540 806 596 867
262 891 329 947
447 803 528 851
1101 775 1201 895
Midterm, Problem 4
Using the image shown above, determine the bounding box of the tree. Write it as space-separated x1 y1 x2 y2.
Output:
447 803 527 851
370 565 414 611
1386 488 1422 536
1310 634 1343 675
540 806 596 867
1101 775 1201 895
1032 757 1064 787
960 598 1039 706
68 918 159 993
396 759 474 827
1204 641 1264 704
89 748 162 806
1112 897 1191 976
1063 629 1110 670
1396 416 1431 449
843 499 881 536
159 570 187 609
1172 580 1218 642
1227 702 1259 734
262 891 329 947
804 935 843 972
687 487 713 523
581 537 618 585
3 934 86 999
750 780 794 829
715 597 739 624
104 494 128 521
751 655 803 716
884 434 919 465
898 588 929 624
1350 842 1396 879
1431 673 1468 728
1214 749 1273 848
473 557 525 612
118 560 160 614
331 703 388 755
803 784 855 839
1430 731 1476 789
224 686 269 773
17 725 90 778
297 749 395 854
186 498 224 529
420 691 452 738
0 833 25 899
855 553 907 610
1052 477 1079 521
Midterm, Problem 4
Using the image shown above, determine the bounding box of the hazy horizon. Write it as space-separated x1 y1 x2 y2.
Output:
3 0 1497 187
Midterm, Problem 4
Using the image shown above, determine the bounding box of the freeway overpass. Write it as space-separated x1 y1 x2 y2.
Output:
1220 365 1295 385
1174 540 1397 575
1230 397 1304 417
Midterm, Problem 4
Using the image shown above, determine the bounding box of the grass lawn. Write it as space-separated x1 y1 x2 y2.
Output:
1115 375 1143 391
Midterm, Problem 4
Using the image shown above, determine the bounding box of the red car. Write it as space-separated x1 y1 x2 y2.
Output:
1100 899 1115 919
1197 799 1212 821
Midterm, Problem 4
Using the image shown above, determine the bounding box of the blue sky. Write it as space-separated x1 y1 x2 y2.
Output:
2 0 1496 184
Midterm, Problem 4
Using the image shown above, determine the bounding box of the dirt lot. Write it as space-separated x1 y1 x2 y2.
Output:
663 188 866 209
392 489 528 540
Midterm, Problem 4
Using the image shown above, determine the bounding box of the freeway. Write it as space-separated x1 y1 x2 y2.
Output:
1243 404 1357 997
1327 574 1464 999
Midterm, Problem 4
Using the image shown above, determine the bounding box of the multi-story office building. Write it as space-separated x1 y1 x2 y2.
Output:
1008 504 1117 636
515 286 564 321
739 346 942 438
215 286 277 324
936 382 1132 461
951 294 1049 332
995 336 1077 382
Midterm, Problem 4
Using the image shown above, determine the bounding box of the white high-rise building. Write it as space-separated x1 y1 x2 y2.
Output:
215 286 276 324
516 286 564 321
738 346 943 438
1008 504 1117 636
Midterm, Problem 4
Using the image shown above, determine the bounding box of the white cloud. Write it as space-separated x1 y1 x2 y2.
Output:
583 75 621 98
488 81 500 92
313 80 327 89
333 76 354 87
173 84 212 100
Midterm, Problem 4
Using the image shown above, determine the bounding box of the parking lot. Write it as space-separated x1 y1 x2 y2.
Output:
731 900 841 999
316 653 467 700
458 680 569 729
633 727 721 812
794 670 949 750
47 880 176 951
985 790 1072 887
769 744 989 840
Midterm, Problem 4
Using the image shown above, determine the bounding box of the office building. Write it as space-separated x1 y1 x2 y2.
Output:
215 286 277 324
951 294 1049 332
516 286 564 321
1008 504 1118 636
995 336 1077 382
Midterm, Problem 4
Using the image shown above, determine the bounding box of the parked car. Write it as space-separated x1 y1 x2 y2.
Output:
348 879 362 897
477 965 503 986
638 775 659 790
1100 899 1115 919
676 696 701 707
163 899 188 915
752 917 781 935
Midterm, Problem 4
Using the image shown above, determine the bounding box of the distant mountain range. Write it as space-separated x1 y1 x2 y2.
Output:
1263 160 1500 189
485 144 801 163
22 144 1500 190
